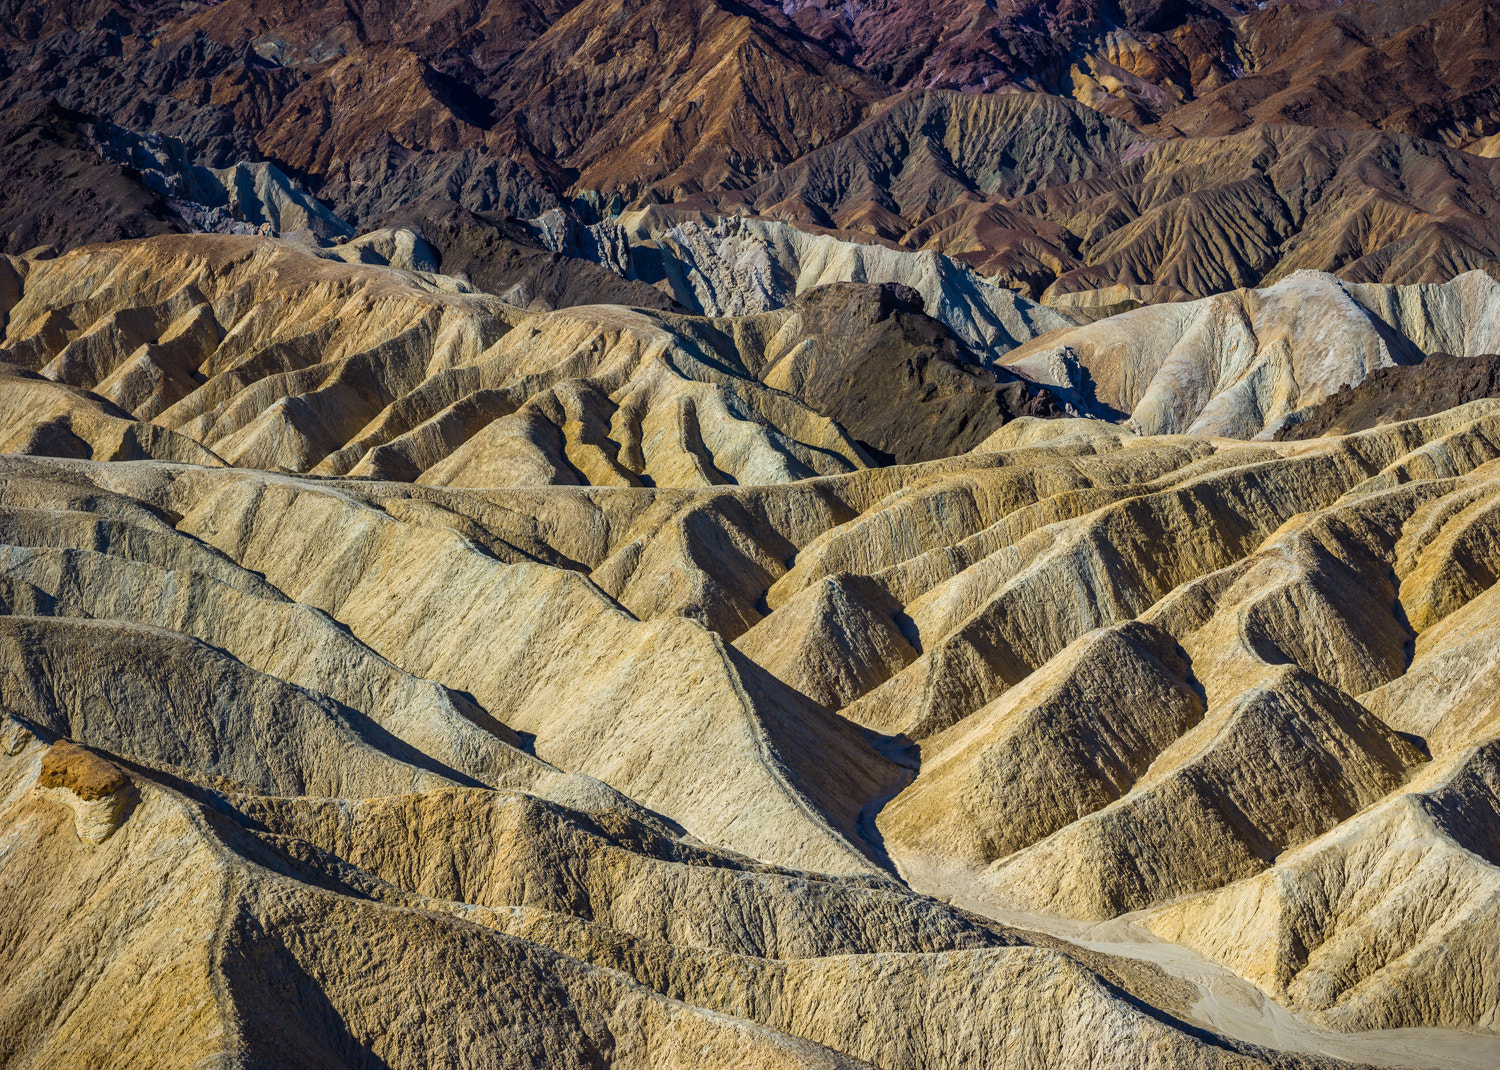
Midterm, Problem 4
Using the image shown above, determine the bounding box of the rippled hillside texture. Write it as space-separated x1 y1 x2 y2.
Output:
4 1 1500 1068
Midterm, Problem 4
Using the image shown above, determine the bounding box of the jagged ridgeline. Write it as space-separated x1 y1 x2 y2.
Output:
2 231 1500 1067
4 0 1500 1067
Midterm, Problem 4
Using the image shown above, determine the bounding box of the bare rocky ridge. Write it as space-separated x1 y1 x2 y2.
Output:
2 316 1500 1061
22 234 1500 481
378 200 690 313
1277 353 1500 440
0 234 1076 482
4 0 1500 1057
715 282 1063 464
0 99 187 254
1003 269 1500 438
4 0 1500 305
1012 124 1500 302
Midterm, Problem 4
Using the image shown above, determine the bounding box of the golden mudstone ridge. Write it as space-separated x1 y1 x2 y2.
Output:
2 238 1500 1068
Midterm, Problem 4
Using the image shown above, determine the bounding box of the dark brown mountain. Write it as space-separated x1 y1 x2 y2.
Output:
1153 0 1500 144
769 0 1500 147
667 116 1500 302
379 200 689 311
4 0 1500 304
1010 123 1500 300
764 0 1243 108
684 89 1137 233
0 0 883 224
736 282 1061 463
0 99 186 254
1277 353 1500 439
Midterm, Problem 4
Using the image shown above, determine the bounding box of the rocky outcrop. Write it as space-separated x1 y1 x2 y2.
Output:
618 213 1078 354
91 119 354 240
1278 353 1500 439
0 235 875 487
379 201 689 312
34 739 137 843
0 99 186 254
719 282 1062 463
1003 269 1500 437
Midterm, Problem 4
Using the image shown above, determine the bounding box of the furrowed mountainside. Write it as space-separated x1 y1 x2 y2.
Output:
5 236 1499 469
5 0 1500 1067
3 0 1500 306
0 234 1078 481
1277 353 1500 439
1002 269 1500 437
3 235 1500 1068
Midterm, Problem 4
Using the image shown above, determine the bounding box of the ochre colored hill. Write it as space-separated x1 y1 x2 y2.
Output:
2 395 1500 1062
6 2 1500 1064
2 238 1500 1063
0 235 1076 481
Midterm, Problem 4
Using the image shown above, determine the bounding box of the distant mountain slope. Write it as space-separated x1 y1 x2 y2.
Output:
1013 124 1500 301
1002 269 1500 437
689 91 1138 231
0 234 1070 482
1152 0 1500 143
1277 353 1500 439
0 99 185 254
3 0 1500 304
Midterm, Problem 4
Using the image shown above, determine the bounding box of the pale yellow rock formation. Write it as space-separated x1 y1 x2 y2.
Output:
0 721 1319 1069
0 235 868 488
1005 270 1500 437
4 243 1500 1062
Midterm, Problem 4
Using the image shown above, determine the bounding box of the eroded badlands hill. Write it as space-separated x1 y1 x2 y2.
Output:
6 234 1500 471
2 235 1500 1064
0 234 1077 482
5 0 1500 1064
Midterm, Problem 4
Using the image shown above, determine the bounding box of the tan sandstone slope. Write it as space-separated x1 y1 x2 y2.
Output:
3 235 1500 1067
1003 270 1500 438
8 234 1500 475
0 235 871 487
0 444 1380 1069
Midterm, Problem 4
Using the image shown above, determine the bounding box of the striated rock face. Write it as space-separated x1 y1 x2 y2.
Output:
670 90 1139 293
4 0 1500 304
0 447 1358 1069
730 282 1062 463
0 235 877 486
379 200 690 313
6 0 1500 1056
1277 353 1500 440
1014 124 1500 302
0 716 1344 1069
38 230 1497 481
0 233 1079 481
2 359 1500 1063
1003 269 1500 437
617 213 1079 354
0 99 187 254
1151 0 1500 144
